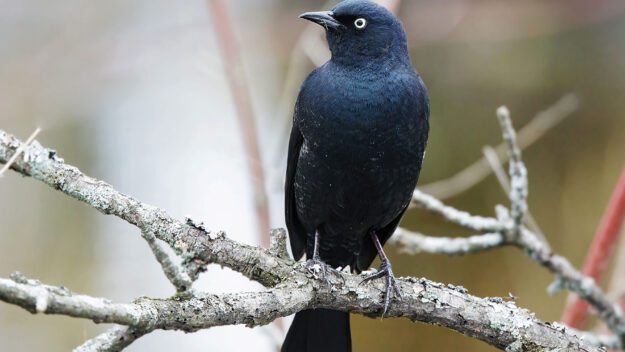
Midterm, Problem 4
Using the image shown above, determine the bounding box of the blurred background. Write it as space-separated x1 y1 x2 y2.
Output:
1 0 625 351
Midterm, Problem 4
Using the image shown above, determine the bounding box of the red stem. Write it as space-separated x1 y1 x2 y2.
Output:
561 165 625 328
209 0 270 248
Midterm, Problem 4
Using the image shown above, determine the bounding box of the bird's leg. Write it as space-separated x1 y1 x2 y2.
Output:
361 231 402 316
305 231 330 282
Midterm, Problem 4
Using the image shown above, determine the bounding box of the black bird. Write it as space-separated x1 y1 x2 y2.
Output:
283 1 429 351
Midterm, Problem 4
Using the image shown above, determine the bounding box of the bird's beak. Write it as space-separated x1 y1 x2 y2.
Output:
299 11 341 30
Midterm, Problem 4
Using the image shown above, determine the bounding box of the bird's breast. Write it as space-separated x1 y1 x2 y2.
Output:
297 72 421 162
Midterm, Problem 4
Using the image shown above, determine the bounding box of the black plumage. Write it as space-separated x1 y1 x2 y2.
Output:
283 1 429 351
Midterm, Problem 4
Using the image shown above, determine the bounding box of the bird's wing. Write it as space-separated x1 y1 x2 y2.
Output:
356 72 430 272
285 122 307 261
356 204 408 272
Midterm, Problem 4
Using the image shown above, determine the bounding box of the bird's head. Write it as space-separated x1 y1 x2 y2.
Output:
300 0 409 66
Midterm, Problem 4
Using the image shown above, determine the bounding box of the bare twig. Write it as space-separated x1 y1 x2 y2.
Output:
497 106 528 238
0 127 40 177
411 190 503 232
419 94 579 199
74 326 145 352
390 228 505 255
142 231 193 293
482 145 548 247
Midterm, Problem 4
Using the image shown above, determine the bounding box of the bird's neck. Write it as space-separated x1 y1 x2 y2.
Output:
329 41 411 71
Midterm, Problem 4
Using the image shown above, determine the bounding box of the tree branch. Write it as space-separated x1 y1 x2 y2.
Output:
0 269 605 352
0 273 145 326
74 326 145 352
0 121 617 350
141 230 193 293
390 228 505 255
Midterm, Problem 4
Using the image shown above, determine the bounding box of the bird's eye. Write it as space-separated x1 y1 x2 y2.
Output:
354 18 367 30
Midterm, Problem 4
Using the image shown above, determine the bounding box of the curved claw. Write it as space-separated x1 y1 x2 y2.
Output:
305 258 330 284
360 261 401 316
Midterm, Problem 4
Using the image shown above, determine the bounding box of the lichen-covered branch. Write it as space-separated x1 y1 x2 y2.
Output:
141 231 193 293
497 106 528 237
74 326 145 352
390 228 505 255
0 269 605 352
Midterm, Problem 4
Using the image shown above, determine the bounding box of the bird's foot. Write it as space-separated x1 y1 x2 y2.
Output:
305 256 344 286
360 260 402 316
305 256 332 285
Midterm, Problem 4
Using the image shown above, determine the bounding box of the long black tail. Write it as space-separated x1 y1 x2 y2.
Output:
281 309 351 352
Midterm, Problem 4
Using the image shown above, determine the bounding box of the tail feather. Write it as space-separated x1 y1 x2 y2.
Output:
281 309 351 352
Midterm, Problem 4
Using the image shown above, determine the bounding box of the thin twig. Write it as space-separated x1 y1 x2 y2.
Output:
0 127 40 177
482 145 548 247
142 231 193 292
74 326 145 352
390 228 505 255
496 106 528 238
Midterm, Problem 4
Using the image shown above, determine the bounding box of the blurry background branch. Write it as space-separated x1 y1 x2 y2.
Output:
561 165 625 330
0 104 623 350
208 0 271 249
418 94 579 200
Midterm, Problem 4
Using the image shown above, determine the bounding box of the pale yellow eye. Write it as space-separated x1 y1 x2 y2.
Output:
354 18 367 29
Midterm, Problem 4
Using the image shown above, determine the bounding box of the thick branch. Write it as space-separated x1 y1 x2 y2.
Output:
0 271 603 352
